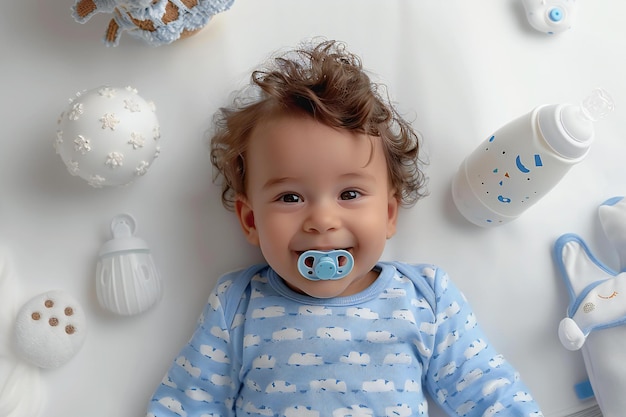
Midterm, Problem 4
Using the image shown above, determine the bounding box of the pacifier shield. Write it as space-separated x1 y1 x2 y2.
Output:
298 250 354 281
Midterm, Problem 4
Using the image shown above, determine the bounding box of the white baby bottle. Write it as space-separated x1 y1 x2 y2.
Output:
452 89 613 227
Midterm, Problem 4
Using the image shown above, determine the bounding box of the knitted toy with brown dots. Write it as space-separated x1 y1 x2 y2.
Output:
71 0 234 47
14 290 87 369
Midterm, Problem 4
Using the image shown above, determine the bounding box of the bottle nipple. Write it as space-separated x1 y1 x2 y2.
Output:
561 88 614 145
580 88 614 122
539 88 614 159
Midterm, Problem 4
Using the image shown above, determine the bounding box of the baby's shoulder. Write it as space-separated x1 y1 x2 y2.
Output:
383 261 454 305
211 263 270 325
385 261 447 287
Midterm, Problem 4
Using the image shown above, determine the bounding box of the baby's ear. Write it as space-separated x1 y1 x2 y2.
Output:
386 192 400 239
235 197 259 246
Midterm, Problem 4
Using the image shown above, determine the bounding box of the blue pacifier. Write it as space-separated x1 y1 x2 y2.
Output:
297 250 354 281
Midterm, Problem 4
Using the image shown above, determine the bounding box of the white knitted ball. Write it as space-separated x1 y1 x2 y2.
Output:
14 290 87 369
55 85 161 188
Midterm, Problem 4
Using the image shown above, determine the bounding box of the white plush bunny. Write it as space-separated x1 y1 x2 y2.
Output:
554 196 626 417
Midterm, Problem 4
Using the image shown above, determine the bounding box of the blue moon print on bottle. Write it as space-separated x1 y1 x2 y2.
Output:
515 156 531 173
515 154 543 173
497 153 544 205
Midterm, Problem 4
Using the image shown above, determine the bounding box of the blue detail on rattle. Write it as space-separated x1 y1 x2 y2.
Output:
548 7 564 22
298 250 354 281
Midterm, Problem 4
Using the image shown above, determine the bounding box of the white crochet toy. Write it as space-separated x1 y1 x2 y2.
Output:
71 0 234 47
554 196 626 417
0 250 43 417
14 290 87 369
0 249 87 417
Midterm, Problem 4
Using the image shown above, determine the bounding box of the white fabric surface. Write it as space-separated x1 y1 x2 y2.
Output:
1 1 625 416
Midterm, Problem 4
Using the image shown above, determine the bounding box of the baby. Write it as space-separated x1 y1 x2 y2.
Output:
147 39 543 417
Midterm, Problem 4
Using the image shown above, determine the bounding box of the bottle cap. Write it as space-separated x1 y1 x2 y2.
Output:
98 214 149 257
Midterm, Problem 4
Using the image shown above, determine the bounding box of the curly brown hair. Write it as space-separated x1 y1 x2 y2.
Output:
210 39 428 210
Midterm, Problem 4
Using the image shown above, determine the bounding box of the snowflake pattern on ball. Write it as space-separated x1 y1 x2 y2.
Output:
136 161 150 176
66 160 80 176
98 87 116 98
153 125 161 140
105 152 124 168
100 113 120 130
74 135 91 154
88 174 106 188
124 99 141 113
128 132 145 149
54 131 63 154
68 103 84 121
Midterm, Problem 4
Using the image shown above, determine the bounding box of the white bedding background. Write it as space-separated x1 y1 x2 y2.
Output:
1 1 625 416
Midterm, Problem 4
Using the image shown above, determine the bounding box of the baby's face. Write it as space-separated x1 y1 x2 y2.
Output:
235 114 398 298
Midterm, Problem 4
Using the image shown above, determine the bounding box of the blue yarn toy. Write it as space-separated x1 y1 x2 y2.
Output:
72 0 234 47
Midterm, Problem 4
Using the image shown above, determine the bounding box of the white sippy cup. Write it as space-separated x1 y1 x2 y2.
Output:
96 214 162 315
452 89 613 227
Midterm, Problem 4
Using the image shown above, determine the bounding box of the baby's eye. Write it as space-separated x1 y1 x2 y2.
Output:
279 193 302 203
340 190 360 200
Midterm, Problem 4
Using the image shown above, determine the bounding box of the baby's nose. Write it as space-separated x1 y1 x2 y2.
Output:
303 203 341 233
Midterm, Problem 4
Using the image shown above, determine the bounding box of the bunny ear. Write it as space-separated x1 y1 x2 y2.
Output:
0 249 45 417
599 196 626 271
554 234 614 305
